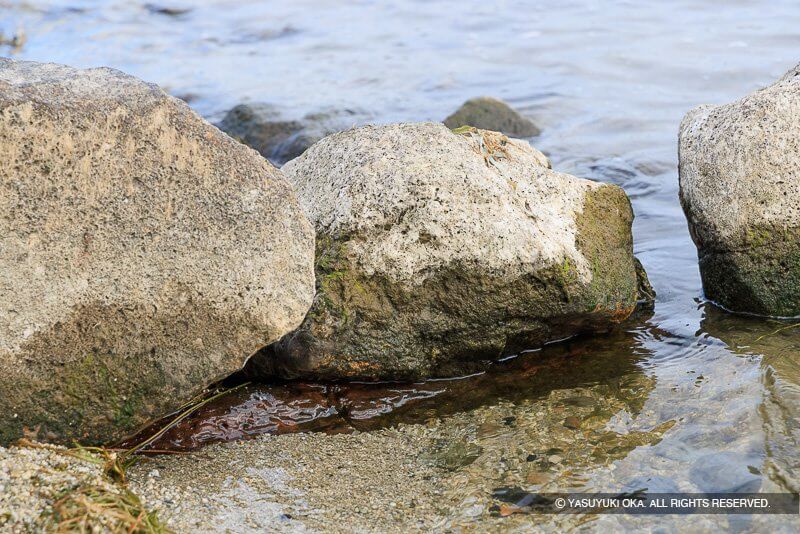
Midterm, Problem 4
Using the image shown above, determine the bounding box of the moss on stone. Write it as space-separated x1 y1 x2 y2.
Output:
633 257 656 305
312 235 354 324
700 225 800 316
556 257 580 297
11 348 169 446
744 225 773 249
263 127 649 382
272 222 644 381
0 295 269 446
574 184 639 314
264 183 648 382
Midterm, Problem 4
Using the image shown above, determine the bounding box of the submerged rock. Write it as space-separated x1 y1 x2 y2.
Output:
0 59 315 445
253 122 650 380
443 96 540 138
679 64 800 316
217 103 368 165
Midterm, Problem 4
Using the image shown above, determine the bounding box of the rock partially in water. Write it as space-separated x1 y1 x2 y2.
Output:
679 63 800 316
217 103 369 165
0 59 315 445
144 3 192 16
444 96 540 138
252 122 650 380
634 257 656 305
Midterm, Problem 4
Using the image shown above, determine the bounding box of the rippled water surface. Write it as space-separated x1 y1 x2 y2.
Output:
4 0 800 530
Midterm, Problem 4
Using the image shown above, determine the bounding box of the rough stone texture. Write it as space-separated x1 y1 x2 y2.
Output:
679 64 800 316
252 122 648 380
217 103 368 166
634 257 656 306
443 97 540 138
0 59 315 445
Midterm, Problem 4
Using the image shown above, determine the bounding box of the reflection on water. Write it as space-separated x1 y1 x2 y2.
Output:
120 301 800 529
4 0 800 529
701 305 800 495
121 322 651 451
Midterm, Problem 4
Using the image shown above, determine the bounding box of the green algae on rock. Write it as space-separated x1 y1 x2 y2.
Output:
0 59 315 446
251 122 651 380
444 96 540 138
679 64 800 316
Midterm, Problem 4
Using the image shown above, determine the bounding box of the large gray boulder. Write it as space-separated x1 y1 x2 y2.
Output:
679 64 800 316
217 103 368 166
0 59 315 445
253 122 649 380
444 97 540 138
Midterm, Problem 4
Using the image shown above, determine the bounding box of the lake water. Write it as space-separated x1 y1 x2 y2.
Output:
4 0 800 530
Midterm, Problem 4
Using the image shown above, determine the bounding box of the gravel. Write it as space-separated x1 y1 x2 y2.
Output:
0 443 116 532
127 428 450 533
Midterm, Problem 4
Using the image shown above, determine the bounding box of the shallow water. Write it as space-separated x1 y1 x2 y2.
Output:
119 321 652 451
4 0 800 530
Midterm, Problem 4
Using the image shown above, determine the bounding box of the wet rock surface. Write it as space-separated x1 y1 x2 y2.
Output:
443 96 540 138
0 59 315 446
679 63 800 316
256 122 649 380
127 371 661 531
7 318 798 533
122 312 800 532
217 103 369 165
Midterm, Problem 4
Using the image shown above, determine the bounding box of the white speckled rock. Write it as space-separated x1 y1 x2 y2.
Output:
252 122 649 380
679 64 800 316
0 59 315 445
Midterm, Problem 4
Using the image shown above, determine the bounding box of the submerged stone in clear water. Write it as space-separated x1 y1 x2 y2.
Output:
217 103 369 165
